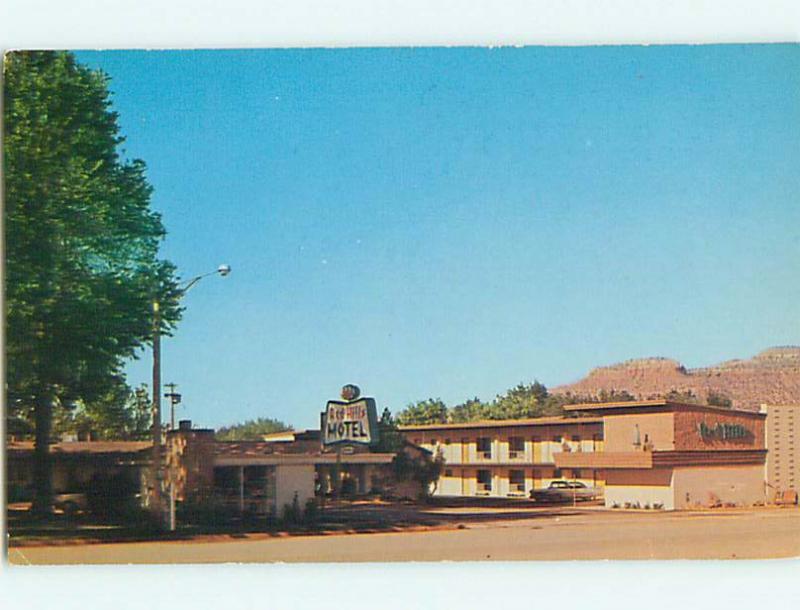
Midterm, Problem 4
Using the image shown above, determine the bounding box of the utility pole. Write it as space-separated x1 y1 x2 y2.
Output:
164 383 182 431
151 301 163 522
163 382 182 532
150 264 231 530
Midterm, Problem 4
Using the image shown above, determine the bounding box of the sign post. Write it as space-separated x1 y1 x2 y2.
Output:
321 385 379 501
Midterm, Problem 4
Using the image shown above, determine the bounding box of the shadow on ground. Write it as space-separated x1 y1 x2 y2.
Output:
7 497 596 547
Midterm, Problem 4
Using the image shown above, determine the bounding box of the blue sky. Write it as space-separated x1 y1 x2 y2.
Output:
74 45 800 430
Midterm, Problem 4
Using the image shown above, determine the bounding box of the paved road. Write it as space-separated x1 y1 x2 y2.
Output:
9 507 800 564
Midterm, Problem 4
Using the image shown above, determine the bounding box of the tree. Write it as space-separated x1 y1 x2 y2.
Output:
706 391 733 409
52 381 152 441
374 408 404 453
450 397 490 423
378 407 444 498
4 52 181 514
215 417 292 441
663 389 701 404
396 398 449 425
488 381 565 419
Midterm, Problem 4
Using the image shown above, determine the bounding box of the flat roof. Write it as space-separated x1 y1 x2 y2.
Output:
563 399 765 417
214 451 395 467
260 429 319 439
399 415 603 432
7 440 152 455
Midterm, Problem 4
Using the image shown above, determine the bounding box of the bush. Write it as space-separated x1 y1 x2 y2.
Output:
282 492 302 526
303 498 318 527
340 477 357 497
86 472 141 521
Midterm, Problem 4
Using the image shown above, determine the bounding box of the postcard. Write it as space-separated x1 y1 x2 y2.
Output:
5 44 799 567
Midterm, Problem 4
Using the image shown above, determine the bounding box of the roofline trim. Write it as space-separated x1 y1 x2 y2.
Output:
398 416 604 431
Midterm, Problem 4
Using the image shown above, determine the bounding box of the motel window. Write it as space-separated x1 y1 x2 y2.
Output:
571 435 581 443
477 437 492 458
444 438 451 445
509 436 524 457
445 469 453 477
509 470 525 493
477 470 492 492
553 435 562 443
571 469 582 480
553 468 562 479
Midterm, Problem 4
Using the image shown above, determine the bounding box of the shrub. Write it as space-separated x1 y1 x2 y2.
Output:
303 498 318 527
340 477 357 497
282 492 302 526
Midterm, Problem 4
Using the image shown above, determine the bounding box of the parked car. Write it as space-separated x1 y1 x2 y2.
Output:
53 492 89 518
530 480 600 502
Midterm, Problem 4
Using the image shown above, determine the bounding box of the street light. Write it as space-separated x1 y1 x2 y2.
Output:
150 264 231 527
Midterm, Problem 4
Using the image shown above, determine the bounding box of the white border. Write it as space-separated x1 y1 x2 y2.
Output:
2 2 799 610
0 0 799 49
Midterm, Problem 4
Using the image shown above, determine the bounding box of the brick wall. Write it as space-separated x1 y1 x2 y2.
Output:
673 410 764 451
166 429 215 503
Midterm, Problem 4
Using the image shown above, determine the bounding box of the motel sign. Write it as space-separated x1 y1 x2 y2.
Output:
322 386 379 446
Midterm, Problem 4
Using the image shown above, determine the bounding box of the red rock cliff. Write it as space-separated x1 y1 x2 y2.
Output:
552 347 800 412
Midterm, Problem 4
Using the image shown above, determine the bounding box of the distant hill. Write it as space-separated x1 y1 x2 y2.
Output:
551 346 800 412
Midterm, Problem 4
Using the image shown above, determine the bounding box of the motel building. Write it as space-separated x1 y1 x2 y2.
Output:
7 421 405 520
400 400 769 510
400 416 606 497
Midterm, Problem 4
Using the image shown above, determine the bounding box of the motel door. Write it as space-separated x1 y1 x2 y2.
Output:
532 469 541 491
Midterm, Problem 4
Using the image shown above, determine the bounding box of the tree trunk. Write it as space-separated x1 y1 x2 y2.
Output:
31 391 54 516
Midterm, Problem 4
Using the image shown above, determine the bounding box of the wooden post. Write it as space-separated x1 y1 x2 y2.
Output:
151 301 163 522
238 466 244 515
334 447 342 499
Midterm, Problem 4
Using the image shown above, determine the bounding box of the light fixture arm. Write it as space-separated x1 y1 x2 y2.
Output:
179 264 231 295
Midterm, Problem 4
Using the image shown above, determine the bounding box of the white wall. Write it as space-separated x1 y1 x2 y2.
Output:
672 465 766 509
605 484 674 510
437 471 463 496
275 464 315 516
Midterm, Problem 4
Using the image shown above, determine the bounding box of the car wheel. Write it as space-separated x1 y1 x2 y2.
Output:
61 501 80 519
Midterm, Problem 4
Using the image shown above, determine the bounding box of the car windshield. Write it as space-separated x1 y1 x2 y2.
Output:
569 482 587 488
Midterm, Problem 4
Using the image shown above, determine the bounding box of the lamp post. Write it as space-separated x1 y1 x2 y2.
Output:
150 264 231 528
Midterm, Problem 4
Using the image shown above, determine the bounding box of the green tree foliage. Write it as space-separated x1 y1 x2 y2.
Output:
374 408 404 453
396 398 448 425
4 51 181 513
376 407 444 498
52 382 152 441
662 389 701 403
490 381 560 419
706 391 733 408
215 417 292 441
398 382 573 424
450 397 490 423
596 389 637 402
